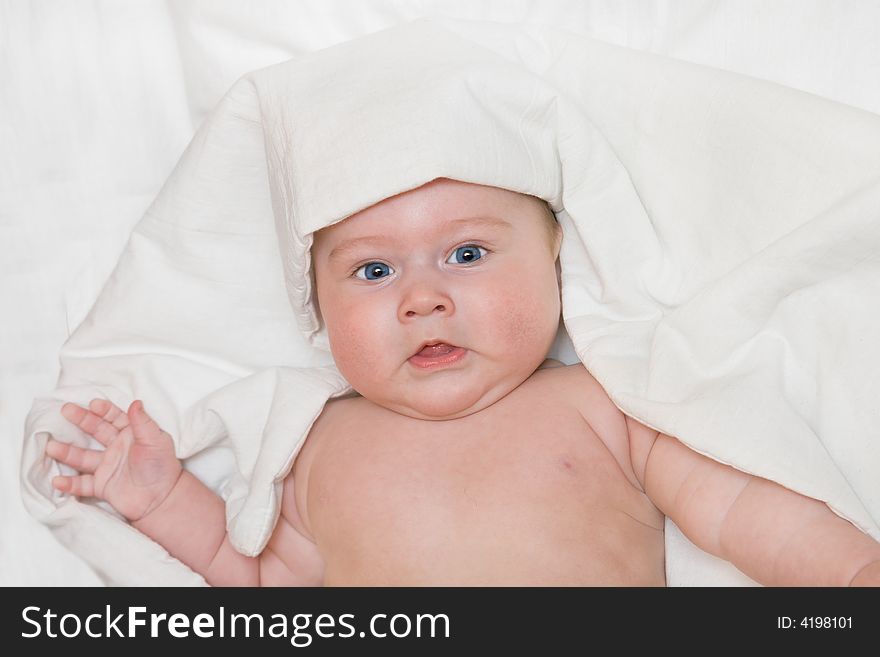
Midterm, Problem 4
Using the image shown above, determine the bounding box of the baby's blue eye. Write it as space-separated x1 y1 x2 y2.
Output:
355 262 394 280
447 245 486 265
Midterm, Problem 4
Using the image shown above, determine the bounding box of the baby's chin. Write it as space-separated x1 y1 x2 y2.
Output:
364 380 518 421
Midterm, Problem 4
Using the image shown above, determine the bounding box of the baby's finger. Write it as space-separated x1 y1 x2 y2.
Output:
128 400 169 444
89 398 130 431
52 474 95 498
60 402 120 446
45 438 103 474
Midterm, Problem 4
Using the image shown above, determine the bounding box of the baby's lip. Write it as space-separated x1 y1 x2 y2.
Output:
411 339 461 358
408 340 468 369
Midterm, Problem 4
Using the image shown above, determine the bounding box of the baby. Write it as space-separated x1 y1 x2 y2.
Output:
47 178 880 586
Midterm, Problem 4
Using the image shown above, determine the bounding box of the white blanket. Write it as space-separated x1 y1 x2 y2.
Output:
21 18 880 586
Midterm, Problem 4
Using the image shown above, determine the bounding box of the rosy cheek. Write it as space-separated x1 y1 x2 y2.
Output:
502 295 546 348
328 319 368 375
326 300 388 383
481 275 556 350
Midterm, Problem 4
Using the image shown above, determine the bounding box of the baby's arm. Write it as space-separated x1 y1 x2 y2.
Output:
48 399 259 586
628 418 880 585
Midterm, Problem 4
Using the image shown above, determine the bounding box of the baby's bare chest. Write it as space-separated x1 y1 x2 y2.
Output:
314 404 612 512
294 387 663 583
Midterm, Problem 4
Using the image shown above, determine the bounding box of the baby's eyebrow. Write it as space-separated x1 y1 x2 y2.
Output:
326 216 511 262
327 236 388 263
448 216 513 231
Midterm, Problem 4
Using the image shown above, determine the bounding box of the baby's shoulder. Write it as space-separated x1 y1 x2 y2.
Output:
311 392 375 433
531 362 637 478
531 361 615 405
542 362 623 415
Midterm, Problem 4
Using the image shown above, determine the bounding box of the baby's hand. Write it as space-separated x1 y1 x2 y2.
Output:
47 399 183 522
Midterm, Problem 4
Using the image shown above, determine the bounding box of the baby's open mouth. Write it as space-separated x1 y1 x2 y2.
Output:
408 341 467 369
414 342 457 358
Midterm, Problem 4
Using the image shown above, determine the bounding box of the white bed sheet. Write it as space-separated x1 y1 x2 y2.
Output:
3 0 878 586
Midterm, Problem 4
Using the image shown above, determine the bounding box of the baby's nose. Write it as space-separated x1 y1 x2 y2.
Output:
398 283 455 320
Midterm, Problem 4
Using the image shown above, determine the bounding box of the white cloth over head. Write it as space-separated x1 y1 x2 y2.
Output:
21 18 880 586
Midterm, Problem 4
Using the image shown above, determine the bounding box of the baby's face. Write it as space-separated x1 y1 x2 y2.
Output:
311 178 561 420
